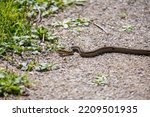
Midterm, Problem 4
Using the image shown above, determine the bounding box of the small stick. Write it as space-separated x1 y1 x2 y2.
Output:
33 4 42 23
89 20 109 34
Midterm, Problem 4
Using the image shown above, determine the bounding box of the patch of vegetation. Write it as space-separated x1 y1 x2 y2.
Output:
94 74 109 86
0 0 88 63
51 18 90 34
16 0 65 19
51 18 89 28
64 0 87 5
0 0 30 55
122 25 134 33
18 61 36 71
0 0 87 97
0 0 63 57
0 69 29 97
35 62 57 72
0 1 55 55
16 0 87 21
18 60 58 72
0 0 85 59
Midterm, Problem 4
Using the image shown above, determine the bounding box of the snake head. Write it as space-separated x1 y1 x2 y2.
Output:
57 50 74 57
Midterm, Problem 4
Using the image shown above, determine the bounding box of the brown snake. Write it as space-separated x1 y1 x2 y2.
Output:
57 46 150 58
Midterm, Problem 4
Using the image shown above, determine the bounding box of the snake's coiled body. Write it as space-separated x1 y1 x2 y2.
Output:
57 46 150 58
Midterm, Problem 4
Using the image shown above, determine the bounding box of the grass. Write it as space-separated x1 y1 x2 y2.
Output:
0 0 30 55
122 25 134 33
0 0 63 57
0 0 88 60
94 74 109 86
50 18 90 34
0 0 87 97
0 0 86 57
0 0 63 96
51 18 89 28
0 69 30 97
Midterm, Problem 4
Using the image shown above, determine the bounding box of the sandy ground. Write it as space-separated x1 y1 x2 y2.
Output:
1 0 150 100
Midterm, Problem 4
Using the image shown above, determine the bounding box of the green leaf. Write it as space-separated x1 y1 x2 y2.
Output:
94 74 109 86
0 72 5 79
0 69 29 97
35 62 53 72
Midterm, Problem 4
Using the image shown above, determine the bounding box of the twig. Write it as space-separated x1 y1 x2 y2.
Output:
90 20 109 34
33 3 42 23
41 34 45 52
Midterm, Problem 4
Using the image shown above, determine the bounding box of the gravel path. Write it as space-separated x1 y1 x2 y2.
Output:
1 0 150 99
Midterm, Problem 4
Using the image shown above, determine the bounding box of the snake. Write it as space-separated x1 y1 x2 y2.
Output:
57 46 150 58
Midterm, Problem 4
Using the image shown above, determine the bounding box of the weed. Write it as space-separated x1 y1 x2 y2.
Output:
0 69 30 97
0 0 31 55
18 61 36 71
51 18 89 28
122 25 134 33
35 62 56 72
63 0 87 5
0 0 87 97
0 0 87 58
94 74 109 86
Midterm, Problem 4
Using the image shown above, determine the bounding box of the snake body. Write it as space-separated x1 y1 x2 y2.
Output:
57 46 150 58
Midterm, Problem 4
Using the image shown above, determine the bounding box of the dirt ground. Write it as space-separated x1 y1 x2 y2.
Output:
1 0 150 100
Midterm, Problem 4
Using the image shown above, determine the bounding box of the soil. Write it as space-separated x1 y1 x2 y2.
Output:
1 0 150 100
